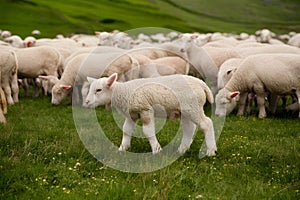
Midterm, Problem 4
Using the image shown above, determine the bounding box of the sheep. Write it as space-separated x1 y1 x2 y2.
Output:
215 54 300 118
288 33 300 48
51 51 130 105
23 36 36 47
0 49 19 105
4 35 25 48
0 30 12 39
85 73 217 156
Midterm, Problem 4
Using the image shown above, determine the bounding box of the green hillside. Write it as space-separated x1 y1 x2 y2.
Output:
1 0 300 38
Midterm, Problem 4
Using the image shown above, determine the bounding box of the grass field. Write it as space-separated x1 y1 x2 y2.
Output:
1 91 299 199
1 0 300 38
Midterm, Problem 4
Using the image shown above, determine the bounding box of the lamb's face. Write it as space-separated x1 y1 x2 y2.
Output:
85 78 112 108
215 89 239 117
51 84 71 105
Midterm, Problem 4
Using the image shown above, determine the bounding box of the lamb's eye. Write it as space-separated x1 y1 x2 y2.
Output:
96 89 102 93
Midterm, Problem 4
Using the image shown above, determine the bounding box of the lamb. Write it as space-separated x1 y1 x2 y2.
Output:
85 73 217 156
215 54 300 118
121 55 189 81
51 51 133 105
15 46 63 78
4 35 25 48
0 49 19 104
288 33 300 48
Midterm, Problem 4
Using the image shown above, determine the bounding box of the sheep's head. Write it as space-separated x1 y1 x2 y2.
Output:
84 73 117 108
51 84 72 105
215 88 239 117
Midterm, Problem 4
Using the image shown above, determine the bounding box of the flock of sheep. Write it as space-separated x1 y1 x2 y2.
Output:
1 28 300 155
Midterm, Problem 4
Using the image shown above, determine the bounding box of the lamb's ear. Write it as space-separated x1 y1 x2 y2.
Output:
106 73 118 87
229 91 240 98
60 85 72 90
87 77 97 84
38 75 49 80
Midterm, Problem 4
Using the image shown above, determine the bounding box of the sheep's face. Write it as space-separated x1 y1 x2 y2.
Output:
85 74 117 108
215 89 239 117
51 84 72 105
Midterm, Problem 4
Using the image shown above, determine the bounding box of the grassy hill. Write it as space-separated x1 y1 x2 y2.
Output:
1 0 300 38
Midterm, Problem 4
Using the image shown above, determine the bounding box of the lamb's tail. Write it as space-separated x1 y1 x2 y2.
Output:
200 80 214 104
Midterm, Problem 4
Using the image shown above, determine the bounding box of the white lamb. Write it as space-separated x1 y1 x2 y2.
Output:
288 33 300 48
215 54 300 118
85 73 217 156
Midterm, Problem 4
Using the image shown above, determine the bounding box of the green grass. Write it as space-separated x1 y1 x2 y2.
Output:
1 91 299 199
1 0 300 38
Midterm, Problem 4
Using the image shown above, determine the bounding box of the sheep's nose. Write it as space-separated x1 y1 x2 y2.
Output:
85 100 89 104
180 48 185 53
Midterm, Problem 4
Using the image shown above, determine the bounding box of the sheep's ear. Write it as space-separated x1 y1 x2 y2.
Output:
60 85 72 90
107 73 118 87
87 77 97 84
229 91 240 98
38 75 51 80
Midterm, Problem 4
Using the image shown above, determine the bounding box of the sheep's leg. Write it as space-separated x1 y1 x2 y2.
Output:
256 93 267 118
11 73 19 103
246 93 255 114
237 92 248 116
119 117 136 151
269 93 279 114
178 116 196 155
193 110 217 156
2 78 14 105
141 110 161 154
296 90 300 118
21 78 30 97
32 79 40 98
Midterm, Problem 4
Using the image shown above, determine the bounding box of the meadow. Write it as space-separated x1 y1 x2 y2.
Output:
0 91 299 199
1 0 300 38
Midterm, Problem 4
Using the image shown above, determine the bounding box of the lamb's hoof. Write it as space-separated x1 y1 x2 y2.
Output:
118 145 129 152
206 148 217 157
178 146 189 155
152 145 162 154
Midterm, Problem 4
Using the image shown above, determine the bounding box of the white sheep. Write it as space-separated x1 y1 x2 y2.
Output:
85 73 217 156
4 35 25 48
288 33 300 48
215 53 300 118
51 51 131 105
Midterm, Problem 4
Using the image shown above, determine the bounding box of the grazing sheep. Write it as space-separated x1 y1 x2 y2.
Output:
215 54 300 118
85 73 217 156
4 35 24 48
51 51 134 105
288 33 300 48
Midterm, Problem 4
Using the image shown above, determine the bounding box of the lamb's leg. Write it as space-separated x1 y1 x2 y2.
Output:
194 109 217 156
237 92 248 116
141 110 161 154
296 90 300 118
11 73 19 103
178 116 196 155
2 78 14 105
246 93 255 114
269 93 279 115
119 117 136 151
256 93 267 118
